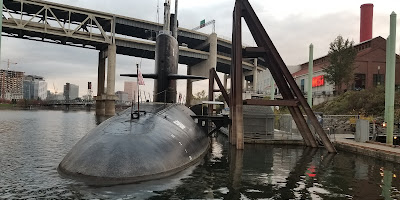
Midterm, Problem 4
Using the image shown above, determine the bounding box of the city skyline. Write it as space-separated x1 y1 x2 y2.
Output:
2 0 400 97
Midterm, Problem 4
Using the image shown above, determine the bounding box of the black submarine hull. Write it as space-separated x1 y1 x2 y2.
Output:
58 103 210 185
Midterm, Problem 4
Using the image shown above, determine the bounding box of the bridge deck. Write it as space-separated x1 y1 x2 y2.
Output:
2 0 266 75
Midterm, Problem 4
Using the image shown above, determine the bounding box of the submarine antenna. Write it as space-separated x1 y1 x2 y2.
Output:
163 0 171 32
157 0 160 24
172 0 178 38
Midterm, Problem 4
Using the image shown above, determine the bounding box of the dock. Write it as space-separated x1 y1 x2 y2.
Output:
334 134 400 164
220 128 400 164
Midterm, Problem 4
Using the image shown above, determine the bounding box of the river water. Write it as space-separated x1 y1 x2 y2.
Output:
0 110 399 199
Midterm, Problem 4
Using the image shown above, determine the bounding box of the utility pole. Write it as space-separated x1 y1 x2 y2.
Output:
308 44 313 106
385 12 397 145
385 37 390 123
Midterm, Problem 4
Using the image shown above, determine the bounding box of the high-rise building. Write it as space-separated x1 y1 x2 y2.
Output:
63 83 79 101
23 75 48 100
124 81 137 102
0 69 24 100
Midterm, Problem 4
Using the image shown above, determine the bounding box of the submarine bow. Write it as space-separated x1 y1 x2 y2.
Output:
58 103 209 185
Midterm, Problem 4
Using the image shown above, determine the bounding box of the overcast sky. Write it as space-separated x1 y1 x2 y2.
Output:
2 0 400 98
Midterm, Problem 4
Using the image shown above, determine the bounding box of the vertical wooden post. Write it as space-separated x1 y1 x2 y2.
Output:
232 1 244 149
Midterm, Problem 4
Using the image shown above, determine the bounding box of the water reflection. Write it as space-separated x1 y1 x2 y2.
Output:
228 147 243 199
149 137 399 199
0 110 399 199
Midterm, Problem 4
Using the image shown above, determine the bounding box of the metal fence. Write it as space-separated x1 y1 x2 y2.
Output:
271 114 364 139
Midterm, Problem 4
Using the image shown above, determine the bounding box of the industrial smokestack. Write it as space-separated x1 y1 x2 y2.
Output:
360 3 374 42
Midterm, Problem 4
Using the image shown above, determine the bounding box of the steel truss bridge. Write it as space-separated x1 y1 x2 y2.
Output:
2 0 266 76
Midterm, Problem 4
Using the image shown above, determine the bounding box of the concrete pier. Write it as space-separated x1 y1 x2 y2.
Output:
186 33 218 106
186 67 193 106
96 50 106 116
105 44 117 116
252 58 258 92
223 74 228 89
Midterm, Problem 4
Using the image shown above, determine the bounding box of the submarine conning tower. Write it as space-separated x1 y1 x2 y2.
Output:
154 31 179 103
119 0 206 103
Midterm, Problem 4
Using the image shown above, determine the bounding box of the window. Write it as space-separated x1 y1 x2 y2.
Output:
301 79 305 92
373 74 385 86
354 74 366 90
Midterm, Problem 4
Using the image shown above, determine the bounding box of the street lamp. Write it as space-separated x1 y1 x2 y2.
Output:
377 66 381 86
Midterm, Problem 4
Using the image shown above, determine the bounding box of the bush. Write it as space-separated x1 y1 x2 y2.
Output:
313 86 392 118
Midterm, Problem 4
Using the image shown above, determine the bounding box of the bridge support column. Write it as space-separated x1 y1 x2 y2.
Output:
253 58 258 92
223 74 228 89
96 50 106 115
105 44 117 116
186 67 193 106
186 33 218 106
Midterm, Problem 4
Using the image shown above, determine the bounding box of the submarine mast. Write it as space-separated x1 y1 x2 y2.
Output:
163 0 171 32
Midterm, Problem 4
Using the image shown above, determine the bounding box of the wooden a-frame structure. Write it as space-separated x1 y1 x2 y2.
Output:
228 0 336 153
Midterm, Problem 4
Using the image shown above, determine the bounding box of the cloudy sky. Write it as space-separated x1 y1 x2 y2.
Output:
2 0 400 98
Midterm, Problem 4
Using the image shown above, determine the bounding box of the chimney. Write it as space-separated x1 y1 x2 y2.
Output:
360 3 374 42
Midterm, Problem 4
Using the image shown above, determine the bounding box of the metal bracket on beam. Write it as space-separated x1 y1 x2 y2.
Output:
242 47 267 58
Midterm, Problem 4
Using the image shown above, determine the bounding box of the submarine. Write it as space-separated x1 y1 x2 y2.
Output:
58 0 210 185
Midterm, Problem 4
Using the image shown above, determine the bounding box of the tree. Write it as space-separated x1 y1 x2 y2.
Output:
323 36 357 94
193 90 207 100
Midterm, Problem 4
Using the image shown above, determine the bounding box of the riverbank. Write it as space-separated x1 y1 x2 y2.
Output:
0 103 129 112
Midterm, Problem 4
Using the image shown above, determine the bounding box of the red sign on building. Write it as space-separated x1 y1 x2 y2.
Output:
312 75 324 87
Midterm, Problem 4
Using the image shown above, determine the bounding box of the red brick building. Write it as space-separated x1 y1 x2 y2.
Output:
293 36 400 97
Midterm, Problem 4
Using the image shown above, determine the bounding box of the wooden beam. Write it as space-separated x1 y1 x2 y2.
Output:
211 68 230 107
244 99 299 107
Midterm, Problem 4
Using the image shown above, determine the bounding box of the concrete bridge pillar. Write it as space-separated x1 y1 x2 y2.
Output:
186 67 193 106
186 33 217 106
223 74 228 89
96 50 106 116
105 44 117 116
253 58 258 92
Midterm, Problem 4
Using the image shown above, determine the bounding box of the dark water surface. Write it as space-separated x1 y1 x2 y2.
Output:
0 110 399 199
